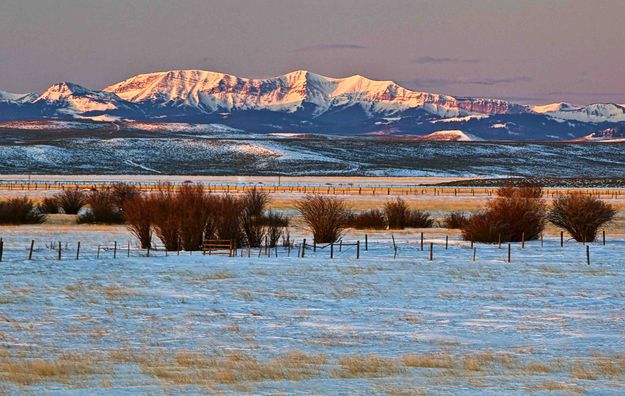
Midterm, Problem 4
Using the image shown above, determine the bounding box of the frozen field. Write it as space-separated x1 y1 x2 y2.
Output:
1 226 625 394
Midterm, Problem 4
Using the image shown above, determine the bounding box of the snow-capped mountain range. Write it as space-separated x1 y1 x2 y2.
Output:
1 69 624 141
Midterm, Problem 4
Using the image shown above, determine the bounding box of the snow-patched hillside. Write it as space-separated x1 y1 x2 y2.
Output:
532 102 625 123
415 130 480 141
104 69 523 118
574 127 625 142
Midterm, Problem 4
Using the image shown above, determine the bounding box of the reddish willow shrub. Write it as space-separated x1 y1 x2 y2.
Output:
346 209 387 230
0 197 46 224
548 193 615 242
461 183 546 243
384 198 433 229
54 188 87 215
296 195 350 243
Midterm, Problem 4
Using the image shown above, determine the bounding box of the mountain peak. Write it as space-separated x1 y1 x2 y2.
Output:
37 81 93 102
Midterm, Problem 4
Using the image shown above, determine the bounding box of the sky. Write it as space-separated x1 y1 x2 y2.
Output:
0 0 624 104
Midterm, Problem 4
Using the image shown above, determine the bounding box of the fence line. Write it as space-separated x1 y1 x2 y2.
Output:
0 232 613 265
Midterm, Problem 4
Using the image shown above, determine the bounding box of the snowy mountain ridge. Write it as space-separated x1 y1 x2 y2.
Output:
1 69 624 141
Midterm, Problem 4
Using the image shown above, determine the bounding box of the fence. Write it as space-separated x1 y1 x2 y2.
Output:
0 231 612 266
1 179 624 199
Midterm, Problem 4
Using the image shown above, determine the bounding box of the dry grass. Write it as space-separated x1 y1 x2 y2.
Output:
0 353 104 386
401 353 454 369
332 355 406 378
1 347 624 391
102 285 139 299
528 380 586 394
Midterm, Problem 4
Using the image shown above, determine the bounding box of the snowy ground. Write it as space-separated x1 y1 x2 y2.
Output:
2 129 625 176
1 225 625 394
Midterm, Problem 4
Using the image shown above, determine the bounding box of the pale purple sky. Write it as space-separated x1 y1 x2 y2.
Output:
1 0 623 104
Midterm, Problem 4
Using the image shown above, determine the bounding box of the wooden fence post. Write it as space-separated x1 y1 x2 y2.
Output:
586 245 591 265
76 241 80 260
560 231 564 247
113 241 117 259
57 241 62 261
365 234 368 251
603 230 606 246
127 241 130 257
97 245 101 259
521 232 525 249
429 242 433 261
356 241 360 259
498 234 501 249
507 243 511 263
302 239 306 258
445 235 449 250
0 239 3 262
472 247 476 262
420 232 424 251
330 242 334 259
29 240 34 260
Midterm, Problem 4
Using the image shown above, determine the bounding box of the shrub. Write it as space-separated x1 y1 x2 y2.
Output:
461 183 546 243
384 198 410 229
548 193 616 242
122 194 153 249
241 188 270 247
442 211 469 229
77 189 124 224
242 187 269 218
151 185 181 251
406 210 434 228
296 195 349 243
263 211 289 247
177 184 213 251
346 209 386 230
459 211 502 243
384 198 433 229
0 197 46 224
214 194 245 246
111 183 139 209
54 188 87 214
38 196 60 214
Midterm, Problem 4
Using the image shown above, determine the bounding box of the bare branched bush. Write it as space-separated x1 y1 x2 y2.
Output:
442 211 469 229
151 185 181 251
177 185 213 251
241 188 270 247
296 195 349 243
461 183 546 243
77 189 124 224
215 195 245 245
459 212 501 243
548 193 616 242
122 193 153 249
54 188 87 214
111 183 139 209
0 197 46 224
384 198 410 229
384 198 433 229
242 187 269 218
346 209 387 230
406 210 434 228
263 211 289 247
37 196 60 214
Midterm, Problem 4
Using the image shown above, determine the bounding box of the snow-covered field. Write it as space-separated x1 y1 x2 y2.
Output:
1 225 625 394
